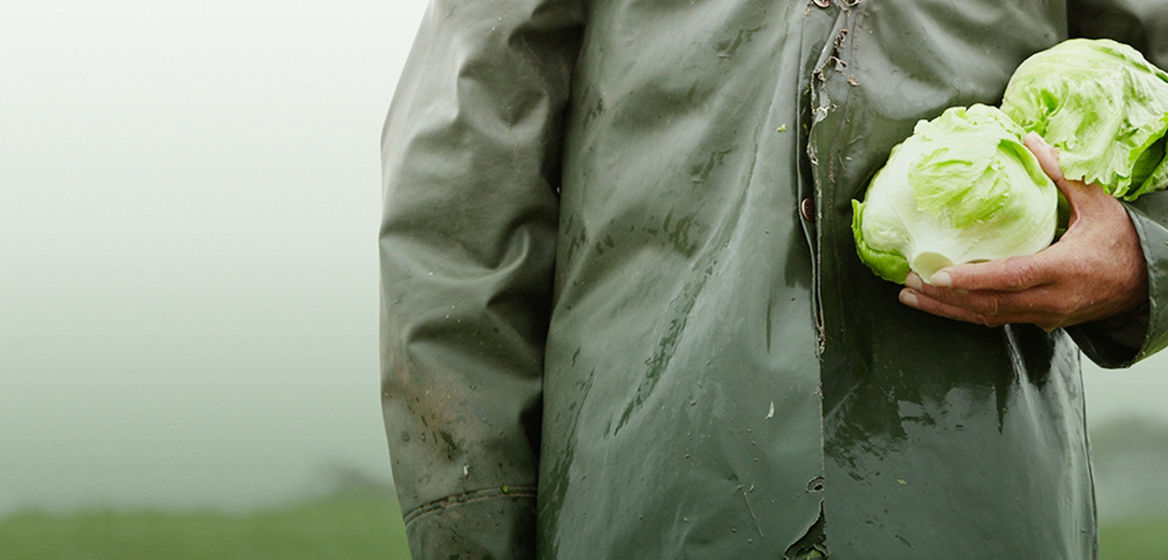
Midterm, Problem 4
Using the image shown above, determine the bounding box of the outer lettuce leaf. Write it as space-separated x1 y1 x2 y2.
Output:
853 105 1058 284
1002 38 1168 200
852 199 910 284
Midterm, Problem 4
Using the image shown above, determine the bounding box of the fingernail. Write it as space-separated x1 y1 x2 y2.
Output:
931 270 952 287
904 273 922 291
1025 131 1048 147
899 290 918 308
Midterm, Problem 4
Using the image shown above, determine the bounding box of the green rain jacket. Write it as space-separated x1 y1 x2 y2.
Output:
380 1 1168 558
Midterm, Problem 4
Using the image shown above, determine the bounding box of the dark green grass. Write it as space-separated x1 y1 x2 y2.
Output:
0 490 410 560
3 493 1164 560
1100 516 1168 559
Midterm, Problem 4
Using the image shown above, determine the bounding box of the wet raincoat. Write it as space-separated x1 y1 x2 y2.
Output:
380 1 1168 558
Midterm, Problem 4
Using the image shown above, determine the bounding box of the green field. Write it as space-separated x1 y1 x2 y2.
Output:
0 490 411 560
1 491 1164 559
1100 516 1168 559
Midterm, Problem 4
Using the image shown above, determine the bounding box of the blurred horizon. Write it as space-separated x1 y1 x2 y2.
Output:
2 1 1166 531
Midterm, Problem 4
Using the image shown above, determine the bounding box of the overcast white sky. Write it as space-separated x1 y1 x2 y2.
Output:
0 1 428 514
0 1 1163 515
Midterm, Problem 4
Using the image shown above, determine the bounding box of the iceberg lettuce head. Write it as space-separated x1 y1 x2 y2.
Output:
1002 38 1168 200
852 105 1058 284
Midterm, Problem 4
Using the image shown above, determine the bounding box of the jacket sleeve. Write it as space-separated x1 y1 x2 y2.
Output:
379 2 582 558
1066 0 1168 367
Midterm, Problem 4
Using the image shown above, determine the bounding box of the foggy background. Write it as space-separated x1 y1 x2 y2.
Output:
2 1 1165 521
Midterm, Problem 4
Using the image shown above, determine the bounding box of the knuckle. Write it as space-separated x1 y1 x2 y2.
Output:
1055 294 1085 316
980 315 1003 328
972 296 1002 317
1005 264 1041 290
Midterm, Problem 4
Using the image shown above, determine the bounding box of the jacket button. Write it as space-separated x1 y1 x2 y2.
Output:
800 197 816 223
812 0 831 7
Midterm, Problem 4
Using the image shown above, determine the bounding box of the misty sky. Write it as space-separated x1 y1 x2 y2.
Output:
2 2 1165 515
1 1 428 514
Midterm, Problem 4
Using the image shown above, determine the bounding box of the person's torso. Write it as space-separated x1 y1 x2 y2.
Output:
538 2 1094 557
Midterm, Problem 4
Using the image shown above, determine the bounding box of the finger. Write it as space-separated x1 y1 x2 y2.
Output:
1023 131 1102 211
903 276 1058 318
927 253 1056 292
900 288 1049 327
900 289 1001 327
1054 175 1109 219
1023 132 1064 183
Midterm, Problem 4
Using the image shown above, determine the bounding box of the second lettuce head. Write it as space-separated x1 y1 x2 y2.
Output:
1002 39 1168 200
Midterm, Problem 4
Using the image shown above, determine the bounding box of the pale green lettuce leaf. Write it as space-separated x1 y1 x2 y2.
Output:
853 105 1058 284
1002 38 1168 200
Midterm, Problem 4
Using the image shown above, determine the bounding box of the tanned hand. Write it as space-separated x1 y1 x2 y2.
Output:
898 132 1148 331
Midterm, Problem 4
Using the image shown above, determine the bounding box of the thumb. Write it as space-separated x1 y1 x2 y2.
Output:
1023 131 1064 183
1023 131 1097 210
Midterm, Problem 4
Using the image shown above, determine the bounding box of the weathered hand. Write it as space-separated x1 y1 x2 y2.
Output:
898 132 1148 331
